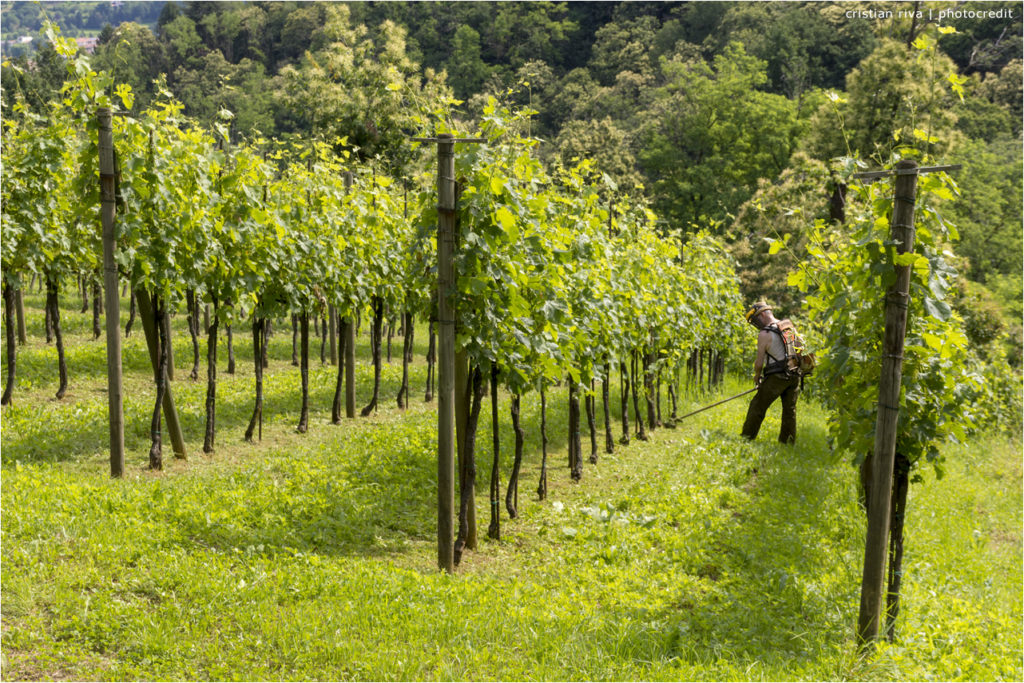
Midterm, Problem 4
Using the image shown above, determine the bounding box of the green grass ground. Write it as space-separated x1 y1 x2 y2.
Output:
1 292 1021 680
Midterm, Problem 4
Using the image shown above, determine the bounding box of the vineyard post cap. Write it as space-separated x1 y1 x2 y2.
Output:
409 135 487 144
852 163 961 182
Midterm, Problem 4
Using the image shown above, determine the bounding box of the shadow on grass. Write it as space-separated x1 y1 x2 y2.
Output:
0 352 432 465
619 416 861 670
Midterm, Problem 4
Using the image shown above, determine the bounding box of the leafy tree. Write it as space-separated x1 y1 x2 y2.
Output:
705 3 876 99
938 1 1023 75
975 58 1022 128
552 117 643 195
639 42 798 233
1 41 69 120
91 22 167 111
162 14 205 71
447 24 491 100
728 151 832 312
587 15 658 85
541 66 599 134
172 53 275 136
276 4 453 169
945 135 1023 284
801 34 961 164
157 2 182 32
483 3 577 72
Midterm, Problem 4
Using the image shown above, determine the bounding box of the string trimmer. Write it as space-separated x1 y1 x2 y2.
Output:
677 387 757 421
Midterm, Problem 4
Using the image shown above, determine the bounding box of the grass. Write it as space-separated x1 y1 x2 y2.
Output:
1 292 1021 680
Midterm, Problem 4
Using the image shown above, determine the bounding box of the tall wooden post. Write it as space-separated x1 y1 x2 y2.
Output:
343 171 357 418
99 108 125 478
858 159 919 646
436 134 457 573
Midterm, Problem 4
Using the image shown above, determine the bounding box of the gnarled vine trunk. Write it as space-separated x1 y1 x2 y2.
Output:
506 393 524 518
148 291 167 470
126 290 136 337
425 320 436 401
386 317 395 364
885 453 911 642
631 350 647 441
244 316 264 442
186 288 200 381
46 278 68 400
320 316 327 365
537 386 548 500
3 281 16 405
603 358 614 454
226 322 235 374
291 313 299 366
397 311 412 409
261 318 270 369
92 278 102 340
454 366 484 565
619 360 630 444
79 274 89 313
567 377 582 481
587 378 598 464
298 310 310 433
203 300 218 454
332 313 346 424
487 363 501 540
361 297 384 416
15 287 26 345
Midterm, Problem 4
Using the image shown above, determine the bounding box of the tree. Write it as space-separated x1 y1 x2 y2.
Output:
945 135 1023 285
276 4 452 169
447 25 490 100
90 22 167 111
729 152 832 312
587 15 658 85
483 3 577 72
639 42 799 233
162 14 205 72
704 3 876 99
553 117 643 195
975 58 1022 129
938 1 1023 75
801 35 961 164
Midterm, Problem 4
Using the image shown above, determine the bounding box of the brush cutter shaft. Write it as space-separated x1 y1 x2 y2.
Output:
678 387 757 421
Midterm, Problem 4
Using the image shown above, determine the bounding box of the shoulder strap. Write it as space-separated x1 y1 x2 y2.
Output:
763 323 784 363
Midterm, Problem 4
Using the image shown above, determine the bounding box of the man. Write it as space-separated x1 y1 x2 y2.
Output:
741 301 801 444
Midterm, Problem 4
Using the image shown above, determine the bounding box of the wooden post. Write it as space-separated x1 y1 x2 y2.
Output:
343 171 357 419
136 288 188 460
98 108 125 478
437 134 457 573
857 159 919 646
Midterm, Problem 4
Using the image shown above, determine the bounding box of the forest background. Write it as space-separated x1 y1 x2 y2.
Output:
2 0 1021 362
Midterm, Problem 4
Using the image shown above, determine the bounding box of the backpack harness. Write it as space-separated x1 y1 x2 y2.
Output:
763 319 815 388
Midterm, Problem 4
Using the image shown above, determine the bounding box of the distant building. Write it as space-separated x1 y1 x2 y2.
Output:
75 36 99 53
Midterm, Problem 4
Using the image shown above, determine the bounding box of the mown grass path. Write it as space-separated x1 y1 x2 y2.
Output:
2 296 1021 680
